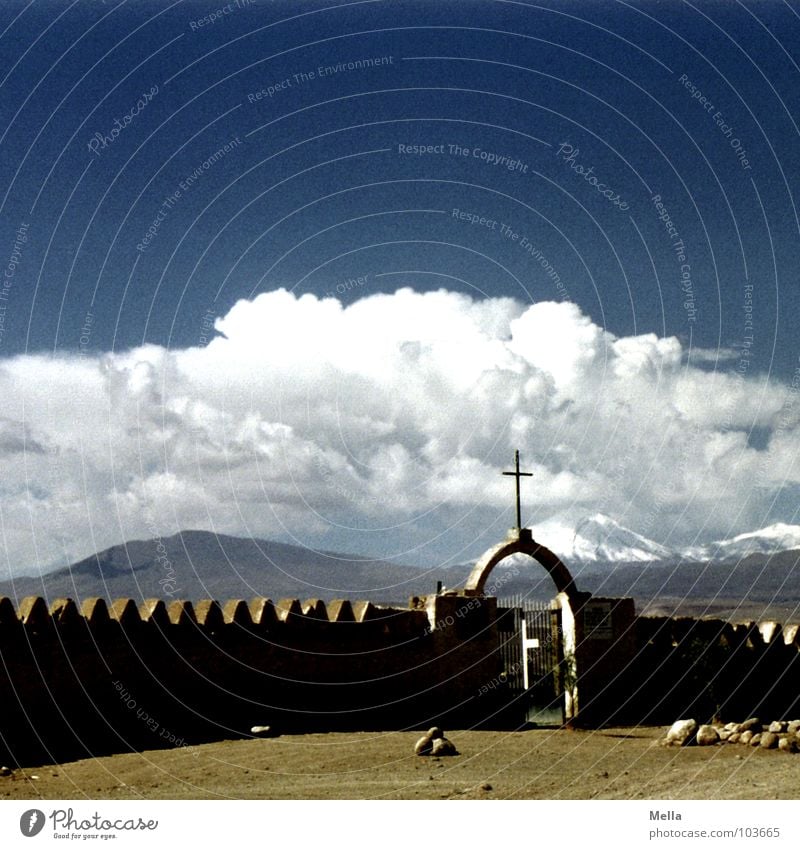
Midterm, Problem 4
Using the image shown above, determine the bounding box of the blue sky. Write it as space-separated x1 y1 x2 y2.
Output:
1 0 800 575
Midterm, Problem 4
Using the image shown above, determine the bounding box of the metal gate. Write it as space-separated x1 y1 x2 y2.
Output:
497 596 565 725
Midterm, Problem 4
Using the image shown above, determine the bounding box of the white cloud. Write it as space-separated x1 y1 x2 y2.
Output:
0 287 797 576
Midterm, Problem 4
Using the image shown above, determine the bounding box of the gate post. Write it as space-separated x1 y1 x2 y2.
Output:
557 593 637 726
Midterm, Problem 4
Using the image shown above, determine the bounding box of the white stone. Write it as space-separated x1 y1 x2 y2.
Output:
415 734 433 756
696 725 719 746
431 737 458 756
768 721 786 734
760 732 779 749
666 719 697 746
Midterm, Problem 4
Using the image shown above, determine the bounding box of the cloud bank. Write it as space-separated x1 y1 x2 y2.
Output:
1 287 798 577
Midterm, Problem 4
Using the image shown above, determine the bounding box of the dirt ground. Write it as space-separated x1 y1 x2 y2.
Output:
2 727 800 800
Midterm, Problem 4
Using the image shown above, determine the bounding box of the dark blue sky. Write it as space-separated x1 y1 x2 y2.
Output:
1 0 798 376
2 0 800 574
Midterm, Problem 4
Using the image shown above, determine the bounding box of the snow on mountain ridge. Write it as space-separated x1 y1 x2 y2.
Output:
527 513 672 564
526 515 800 564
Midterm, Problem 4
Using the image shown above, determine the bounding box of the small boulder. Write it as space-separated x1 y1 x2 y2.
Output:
760 732 779 749
724 722 739 732
696 725 719 746
431 737 458 757
787 720 800 735
0 766 11 777
414 734 434 756
427 726 444 740
718 729 732 741
728 732 741 744
666 719 697 746
750 733 762 746
739 730 753 744
778 736 798 753
768 721 786 734
250 725 278 738
740 717 761 733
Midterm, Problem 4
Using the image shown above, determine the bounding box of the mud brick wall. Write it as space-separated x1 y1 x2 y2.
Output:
618 615 800 724
0 594 500 766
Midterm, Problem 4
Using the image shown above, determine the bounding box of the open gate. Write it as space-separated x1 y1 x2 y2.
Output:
497 596 565 725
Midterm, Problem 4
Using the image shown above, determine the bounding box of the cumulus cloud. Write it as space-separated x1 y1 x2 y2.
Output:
0 287 797 576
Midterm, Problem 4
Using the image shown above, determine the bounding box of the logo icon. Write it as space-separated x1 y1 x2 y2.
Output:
19 809 45 837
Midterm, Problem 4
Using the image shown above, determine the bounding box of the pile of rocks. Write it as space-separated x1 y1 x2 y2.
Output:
665 717 800 752
414 726 458 757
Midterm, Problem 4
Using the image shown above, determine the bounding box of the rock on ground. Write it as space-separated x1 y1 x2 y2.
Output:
431 737 458 756
760 732 779 750
696 725 720 746
415 726 458 757
666 719 697 746
414 735 434 756
250 726 278 738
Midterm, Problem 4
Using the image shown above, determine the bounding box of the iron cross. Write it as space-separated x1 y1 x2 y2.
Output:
503 449 533 530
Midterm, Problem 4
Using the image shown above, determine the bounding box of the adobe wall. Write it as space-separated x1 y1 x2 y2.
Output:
0 594 501 766
610 614 800 725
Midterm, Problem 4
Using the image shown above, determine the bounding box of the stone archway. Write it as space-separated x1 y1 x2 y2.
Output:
463 528 579 602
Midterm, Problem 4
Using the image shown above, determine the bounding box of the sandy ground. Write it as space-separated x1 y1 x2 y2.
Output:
2 727 800 800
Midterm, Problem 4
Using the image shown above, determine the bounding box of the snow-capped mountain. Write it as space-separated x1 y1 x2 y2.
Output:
528 514 672 564
526 514 800 565
684 523 800 562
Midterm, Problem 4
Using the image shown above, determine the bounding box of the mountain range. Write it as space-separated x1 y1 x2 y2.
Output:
526 513 800 566
1 516 799 617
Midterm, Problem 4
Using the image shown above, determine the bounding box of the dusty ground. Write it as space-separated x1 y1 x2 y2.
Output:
2 727 800 800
